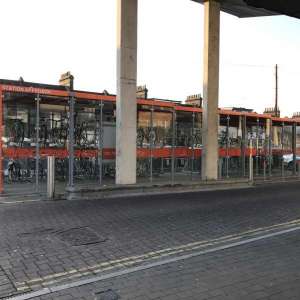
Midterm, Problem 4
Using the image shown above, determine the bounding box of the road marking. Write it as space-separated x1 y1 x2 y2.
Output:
6 218 300 299
14 218 300 292
6 224 300 300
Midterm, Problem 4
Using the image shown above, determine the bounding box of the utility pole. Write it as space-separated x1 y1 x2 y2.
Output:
275 64 278 117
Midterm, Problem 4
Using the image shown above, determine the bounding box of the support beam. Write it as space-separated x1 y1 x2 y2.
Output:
116 0 138 184
202 0 220 180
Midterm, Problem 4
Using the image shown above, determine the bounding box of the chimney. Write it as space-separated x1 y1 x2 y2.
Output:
136 85 148 99
59 72 74 89
185 94 202 107
293 112 300 119
264 107 280 117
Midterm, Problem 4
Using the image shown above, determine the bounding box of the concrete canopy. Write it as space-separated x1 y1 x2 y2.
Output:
191 0 278 17
192 0 300 19
245 0 300 19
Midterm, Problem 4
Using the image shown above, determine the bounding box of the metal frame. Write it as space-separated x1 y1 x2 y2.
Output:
171 109 176 184
225 115 230 178
149 105 154 182
268 120 273 177
281 122 285 178
35 94 41 191
255 118 259 176
191 110 195 180
241 115 247 177
96 101 104 185
68 92 75 189
1 83 300 192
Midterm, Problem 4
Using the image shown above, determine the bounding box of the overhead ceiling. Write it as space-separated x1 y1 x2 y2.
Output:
192 0 300 19
244 0 300 19
191 0 278 18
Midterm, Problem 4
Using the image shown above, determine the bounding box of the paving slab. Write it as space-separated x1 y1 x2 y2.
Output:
1 181 300 299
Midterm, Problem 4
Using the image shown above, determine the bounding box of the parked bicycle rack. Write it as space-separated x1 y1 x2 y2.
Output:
0 80 300 197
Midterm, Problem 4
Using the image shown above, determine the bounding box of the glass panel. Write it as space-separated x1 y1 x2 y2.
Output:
2 92 119 194
228 115 243 178
193 112 202 179
39 96 69 194
137 106 173 184
74 102 97 184
154 109 173 183
271 123 283 177
219 115 243 179
3 92 37 194
218 116 227 178
63 100 116 188
282 124 293 176
175 111 192 182
245 118 268 178
102 102 116 183
137 107 151 180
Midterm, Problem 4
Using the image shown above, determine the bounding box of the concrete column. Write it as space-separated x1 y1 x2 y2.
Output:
116 0 138 184
202 0 220 180
238 115 242 138
266 119 271 138
273 126 279 146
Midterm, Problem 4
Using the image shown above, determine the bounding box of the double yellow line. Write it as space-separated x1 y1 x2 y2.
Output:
15 218 300 292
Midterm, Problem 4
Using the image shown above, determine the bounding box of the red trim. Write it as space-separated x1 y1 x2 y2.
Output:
6 147 294 159
271 117 296 124
174 105 202 113
137 99 174 108
2 83 300 125
3 146 300 163
75 92 115 102
3 147 116 160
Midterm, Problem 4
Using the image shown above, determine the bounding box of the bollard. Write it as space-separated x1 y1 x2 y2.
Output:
218 158 223 179
47 156 55 199
249 139 254 183
263 157 266 181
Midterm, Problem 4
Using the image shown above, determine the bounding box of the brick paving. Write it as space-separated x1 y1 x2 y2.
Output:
0 182 300 298
33 230 300 300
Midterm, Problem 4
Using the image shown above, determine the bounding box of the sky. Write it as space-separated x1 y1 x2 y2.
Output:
0 0 300 117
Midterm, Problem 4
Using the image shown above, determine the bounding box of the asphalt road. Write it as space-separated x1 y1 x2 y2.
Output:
1 181 300 299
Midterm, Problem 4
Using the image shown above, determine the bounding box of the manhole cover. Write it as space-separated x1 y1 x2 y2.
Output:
95 289 120 300
57 227 106 246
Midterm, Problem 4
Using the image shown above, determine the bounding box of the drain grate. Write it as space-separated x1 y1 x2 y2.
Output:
95 289 120 300
56 227 106 246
